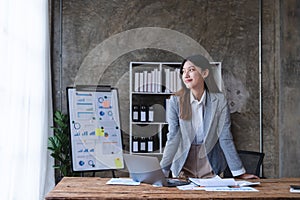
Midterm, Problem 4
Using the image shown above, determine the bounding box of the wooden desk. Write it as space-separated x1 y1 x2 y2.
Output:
45 177 300 199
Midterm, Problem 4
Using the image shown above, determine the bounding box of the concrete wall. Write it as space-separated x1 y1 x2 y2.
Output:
278 0 300 177
50 0 300 178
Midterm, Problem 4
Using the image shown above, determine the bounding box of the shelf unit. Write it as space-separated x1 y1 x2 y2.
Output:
129 61 182 155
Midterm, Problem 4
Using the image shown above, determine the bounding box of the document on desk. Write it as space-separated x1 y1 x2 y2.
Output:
106 178 140 186
177 182 206 190
205 186 258 192
236 180 260 187
178 176 259 192
189 175 236 187
177 184 259 192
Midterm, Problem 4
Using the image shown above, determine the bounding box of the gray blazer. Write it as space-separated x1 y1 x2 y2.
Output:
160 92 245 177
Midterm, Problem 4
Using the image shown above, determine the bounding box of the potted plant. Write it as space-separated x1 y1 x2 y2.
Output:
48 110 75 181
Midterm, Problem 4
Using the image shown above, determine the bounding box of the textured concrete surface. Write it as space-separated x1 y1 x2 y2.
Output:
279 0 300 177
50 0 300 178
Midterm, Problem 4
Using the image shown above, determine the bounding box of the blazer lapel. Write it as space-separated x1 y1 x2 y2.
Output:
203 93 218 140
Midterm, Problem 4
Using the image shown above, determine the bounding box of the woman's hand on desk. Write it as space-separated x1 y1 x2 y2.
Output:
237 173 259 179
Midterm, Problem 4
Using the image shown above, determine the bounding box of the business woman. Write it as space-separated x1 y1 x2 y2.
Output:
160 54 258 179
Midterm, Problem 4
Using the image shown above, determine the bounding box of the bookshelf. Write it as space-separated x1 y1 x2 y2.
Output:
129 61 182 155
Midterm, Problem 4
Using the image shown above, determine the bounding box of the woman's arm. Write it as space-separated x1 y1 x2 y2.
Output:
160 96 181 174
217 96 245 176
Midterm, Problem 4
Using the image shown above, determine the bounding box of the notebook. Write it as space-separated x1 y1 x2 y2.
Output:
123 154 190 187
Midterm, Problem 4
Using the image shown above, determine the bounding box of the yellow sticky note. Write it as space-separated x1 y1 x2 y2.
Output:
96 128 104 136
114 157 123 168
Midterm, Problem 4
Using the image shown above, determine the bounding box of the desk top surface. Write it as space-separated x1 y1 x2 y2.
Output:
45 177 300 200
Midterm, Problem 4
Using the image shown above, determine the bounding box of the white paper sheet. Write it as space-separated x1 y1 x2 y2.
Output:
236 180 260 187
106 178 140 186
205 186 258 192
189 175 236 187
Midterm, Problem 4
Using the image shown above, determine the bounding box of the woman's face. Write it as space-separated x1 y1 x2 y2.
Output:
181 60 208 90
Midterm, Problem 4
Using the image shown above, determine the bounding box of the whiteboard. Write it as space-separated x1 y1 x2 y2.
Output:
67 86 124 172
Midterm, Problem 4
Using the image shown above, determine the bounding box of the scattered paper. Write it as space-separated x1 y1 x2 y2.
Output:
189 175 236 187
205 186 258 192
178 176 260 192
236 180 260 187
177 183 206 190
106 178 140 186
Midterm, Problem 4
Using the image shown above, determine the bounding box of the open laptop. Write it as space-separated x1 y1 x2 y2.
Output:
123 154 190 187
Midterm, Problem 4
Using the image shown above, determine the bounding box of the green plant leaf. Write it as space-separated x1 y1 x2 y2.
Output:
48 110 73 177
